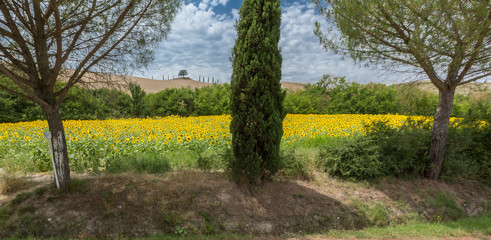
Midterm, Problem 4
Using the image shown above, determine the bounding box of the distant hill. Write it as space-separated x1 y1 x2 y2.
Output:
67 71 489 96
67 71 307 93
394 81 490 95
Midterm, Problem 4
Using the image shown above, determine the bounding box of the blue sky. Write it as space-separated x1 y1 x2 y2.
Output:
136 0 391 84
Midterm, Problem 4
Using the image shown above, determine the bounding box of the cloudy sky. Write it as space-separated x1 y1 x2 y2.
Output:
136 0 392 84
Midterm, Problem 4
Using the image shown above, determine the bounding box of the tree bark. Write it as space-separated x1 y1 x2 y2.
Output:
426 88 455 180
43 107 71 188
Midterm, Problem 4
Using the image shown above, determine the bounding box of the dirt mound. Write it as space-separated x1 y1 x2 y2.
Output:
0 172 489 238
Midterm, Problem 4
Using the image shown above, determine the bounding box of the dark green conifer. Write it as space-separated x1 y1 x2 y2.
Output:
229 0 285 185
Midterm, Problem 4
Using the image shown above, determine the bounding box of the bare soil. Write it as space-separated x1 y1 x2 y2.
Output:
0 172 489 239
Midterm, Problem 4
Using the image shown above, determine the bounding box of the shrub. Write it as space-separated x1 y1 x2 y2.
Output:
318 135 382 180
318 117 489 182
365 119 431 178
278 148 314 180
442 119 490 184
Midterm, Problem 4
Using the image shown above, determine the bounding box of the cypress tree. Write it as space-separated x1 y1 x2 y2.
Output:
229 0 285 185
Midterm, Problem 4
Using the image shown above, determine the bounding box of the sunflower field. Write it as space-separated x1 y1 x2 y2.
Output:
1 113 484 178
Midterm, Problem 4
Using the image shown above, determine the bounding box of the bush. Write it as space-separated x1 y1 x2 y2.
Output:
318 117 490 182
365 119 431 178
278 148 314 180
318 135 383 180
144 88 195 117
443 119 490 184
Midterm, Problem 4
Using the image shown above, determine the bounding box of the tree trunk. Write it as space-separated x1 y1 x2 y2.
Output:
426 88 455 180
44 107 71 188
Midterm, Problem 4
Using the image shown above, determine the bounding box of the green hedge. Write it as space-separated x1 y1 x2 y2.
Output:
317 119 490 183
1 75 489 123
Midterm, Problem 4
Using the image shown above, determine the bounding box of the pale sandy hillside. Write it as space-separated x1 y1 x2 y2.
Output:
125 77 213 93
65 70 307 93
395 81 490 95
128 76 307 93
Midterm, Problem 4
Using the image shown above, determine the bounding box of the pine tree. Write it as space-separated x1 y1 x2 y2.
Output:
229 0 285 185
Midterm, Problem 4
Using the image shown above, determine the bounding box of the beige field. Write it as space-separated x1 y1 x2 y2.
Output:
395 80 490 95
64 70 489 96
63 70 307 93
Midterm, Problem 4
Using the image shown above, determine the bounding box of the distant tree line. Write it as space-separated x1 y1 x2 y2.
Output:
1 76 489 123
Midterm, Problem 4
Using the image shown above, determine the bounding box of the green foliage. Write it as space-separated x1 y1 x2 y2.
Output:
443 119 491 184
278 148 315 180
229 0 285 185
314 0 490 85
129 82 147 117
285 76 407 115
318 118 490 182
178 70 188 78
350 199 389 227
395 86 439 116
193 85 231 115
1 72 488 123
191 145 226 171
0 80 132 122
0 76 43 123
426 191 466 221
61 86 105 120
144 88 195 117
365 119 431 178
106 152 171 174
464 92 491 121
317 76 402 114
326 216 491 239
318 135 383 180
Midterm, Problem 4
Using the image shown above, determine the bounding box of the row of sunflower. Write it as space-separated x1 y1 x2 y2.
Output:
0 114 438 148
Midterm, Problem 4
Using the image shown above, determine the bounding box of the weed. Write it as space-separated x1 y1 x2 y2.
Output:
426 191 466 221
106 152 170 174
193 147 225 171
174 226 187 236
199 211 216 235
350 198 389 227
278 148 315 180
0 204 13 229
323 216 491 239
10 214 50 238
58 178 89 194
157 210 181 234
17 206 35 214
33 186 47 197
11 192 32 205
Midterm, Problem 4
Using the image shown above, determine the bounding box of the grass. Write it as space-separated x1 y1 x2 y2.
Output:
426 190 466 221
323 215 491 239
350 198 390 227
131 234 253 240
0 174 32 194
126 216 491 239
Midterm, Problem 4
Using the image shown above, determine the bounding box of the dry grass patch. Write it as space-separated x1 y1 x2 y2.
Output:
0 173 32 194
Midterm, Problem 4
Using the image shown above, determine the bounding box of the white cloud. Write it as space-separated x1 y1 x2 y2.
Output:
137 1 390 84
